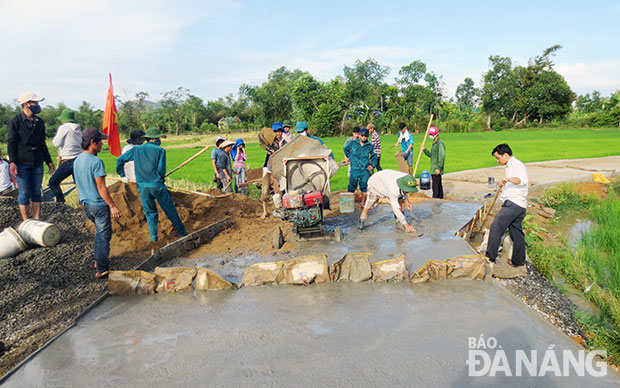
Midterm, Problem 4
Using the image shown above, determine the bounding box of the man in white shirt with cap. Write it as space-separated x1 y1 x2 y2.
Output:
486 143 528 267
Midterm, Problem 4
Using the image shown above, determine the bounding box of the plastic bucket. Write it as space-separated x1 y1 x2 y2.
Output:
339 192 355 213
0 227 27 259
17 219 62 247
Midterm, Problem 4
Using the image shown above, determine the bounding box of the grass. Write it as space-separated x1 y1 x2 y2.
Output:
87 127 620 192
3 127 619 193
529 182 620 366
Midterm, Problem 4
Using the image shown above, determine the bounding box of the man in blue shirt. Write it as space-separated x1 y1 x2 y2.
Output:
344 127 377 207
73 128 122 278
116 127 187 242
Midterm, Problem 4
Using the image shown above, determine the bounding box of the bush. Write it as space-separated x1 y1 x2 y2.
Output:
492 124 503 132
0 125 7 143
541 182 600 211
200 122 218 133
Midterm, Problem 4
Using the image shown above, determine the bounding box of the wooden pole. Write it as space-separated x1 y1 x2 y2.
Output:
165 145 212 177
412 114 434 178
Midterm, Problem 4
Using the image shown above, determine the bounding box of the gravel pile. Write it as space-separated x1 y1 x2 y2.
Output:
0 197 137 376
499 263 586 342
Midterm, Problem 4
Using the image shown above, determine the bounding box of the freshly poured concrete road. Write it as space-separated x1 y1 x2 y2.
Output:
4 201 619 387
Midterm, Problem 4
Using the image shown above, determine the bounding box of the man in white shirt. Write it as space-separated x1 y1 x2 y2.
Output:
486 143 528 267
121 129 146 181
358 169 419 234
49 109 82 202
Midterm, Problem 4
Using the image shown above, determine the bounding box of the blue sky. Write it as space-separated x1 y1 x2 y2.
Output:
1 0 619 109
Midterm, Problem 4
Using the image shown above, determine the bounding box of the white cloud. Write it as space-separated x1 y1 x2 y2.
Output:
555 61 620 95
0 0 239 106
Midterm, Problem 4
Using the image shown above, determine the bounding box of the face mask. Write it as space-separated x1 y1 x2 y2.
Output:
29 104 42 114
429 135 436 140
360 138 367 143
153 138 161 146
300 132 307 136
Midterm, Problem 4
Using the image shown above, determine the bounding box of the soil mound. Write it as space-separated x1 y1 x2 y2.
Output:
105 182 292 256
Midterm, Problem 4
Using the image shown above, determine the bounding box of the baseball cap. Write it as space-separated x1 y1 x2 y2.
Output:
359 128 369 137
82 128 108 145
428 126 439 136
18 92 45 105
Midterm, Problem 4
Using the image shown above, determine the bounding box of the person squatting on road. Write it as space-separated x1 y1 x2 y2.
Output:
73 128 122 278
120 129 146 182
395 122 414 175
344 127 377 207
217 140 235 193
49 109 82 203
116 127 187 242
211 136 226 190
420 126 446 199
231 138 247 194
261 122 287 219
485 143 528 267
367 123 382 171
358 169 419 234
7 92 56 221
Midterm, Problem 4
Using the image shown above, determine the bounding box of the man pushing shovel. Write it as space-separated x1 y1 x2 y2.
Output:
116 127 187 242
357 169 420 234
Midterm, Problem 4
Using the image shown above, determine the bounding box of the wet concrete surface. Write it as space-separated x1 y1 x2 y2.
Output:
178 200 481 283
4 200 620 386
4 282 618 387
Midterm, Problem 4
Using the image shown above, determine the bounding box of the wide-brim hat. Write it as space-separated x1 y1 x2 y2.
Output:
57 109 76 123
397 175 419 193
18 91 44 105
127 129 146 145
233 138 245 148
272 121 284 132
295 121 308 132
143 127 164 138
282 120 292 128
221 140 235 148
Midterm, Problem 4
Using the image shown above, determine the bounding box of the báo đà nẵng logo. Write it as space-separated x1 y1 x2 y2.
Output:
466 334 607 377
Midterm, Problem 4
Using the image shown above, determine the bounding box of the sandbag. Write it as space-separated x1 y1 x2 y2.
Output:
330 252 372 282
241 260 285 286
154 266 196 293
107 270 157 295
446 255 487 280
410 260 451 283
371 255 409 282
195 267 233 291
279 254 330 285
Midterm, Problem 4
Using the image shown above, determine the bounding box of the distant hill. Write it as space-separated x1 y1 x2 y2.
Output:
142 100 163 109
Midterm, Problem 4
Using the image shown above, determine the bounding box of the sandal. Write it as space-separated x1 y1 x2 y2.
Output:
95 271 109 279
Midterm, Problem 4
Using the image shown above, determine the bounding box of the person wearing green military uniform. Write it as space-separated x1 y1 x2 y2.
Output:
116 127 187 242
420 126 446 199
344 127 377 207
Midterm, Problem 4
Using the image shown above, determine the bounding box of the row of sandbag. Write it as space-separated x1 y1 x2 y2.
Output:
242 253 488 286
107 253 490 296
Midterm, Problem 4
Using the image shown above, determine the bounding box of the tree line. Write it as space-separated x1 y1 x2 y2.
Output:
1 45 619 143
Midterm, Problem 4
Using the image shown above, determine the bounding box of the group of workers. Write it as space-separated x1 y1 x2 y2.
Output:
3 91 528 280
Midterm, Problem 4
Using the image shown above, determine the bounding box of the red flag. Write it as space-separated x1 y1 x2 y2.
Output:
102 73 121 156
